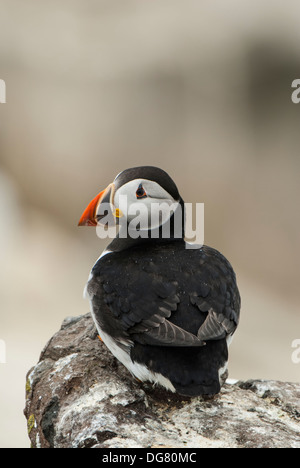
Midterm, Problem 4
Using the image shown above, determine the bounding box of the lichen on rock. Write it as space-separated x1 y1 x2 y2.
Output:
24 313 300 448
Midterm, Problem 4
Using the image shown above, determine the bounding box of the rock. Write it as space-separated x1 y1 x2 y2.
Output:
24 313 300 448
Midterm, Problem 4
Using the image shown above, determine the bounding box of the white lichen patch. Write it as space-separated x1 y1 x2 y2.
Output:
35 432 41 449
49 353 78 377
109 388 146 407
55 382 121 448
58 380 121 429
27 360 48 386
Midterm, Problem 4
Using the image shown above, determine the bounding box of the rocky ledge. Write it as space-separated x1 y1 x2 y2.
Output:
24 313 300 448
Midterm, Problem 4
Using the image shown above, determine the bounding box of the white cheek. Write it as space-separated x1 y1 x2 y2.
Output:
150 200 179 228
114 179 178 230
114 180 141 212
127 200 150 228
125 199 179 231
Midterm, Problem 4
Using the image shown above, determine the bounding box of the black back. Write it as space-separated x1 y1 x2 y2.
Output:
88 241 240 396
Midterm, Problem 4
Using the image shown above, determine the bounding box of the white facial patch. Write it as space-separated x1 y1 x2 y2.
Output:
114 179 179 231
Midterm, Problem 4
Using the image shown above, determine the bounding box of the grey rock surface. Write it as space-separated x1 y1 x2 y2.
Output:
24 313 300 448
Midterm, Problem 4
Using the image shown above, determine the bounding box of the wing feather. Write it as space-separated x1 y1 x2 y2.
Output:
88 244 240 348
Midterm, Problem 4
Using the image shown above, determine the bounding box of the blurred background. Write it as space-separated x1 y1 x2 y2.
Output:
0 0 300 447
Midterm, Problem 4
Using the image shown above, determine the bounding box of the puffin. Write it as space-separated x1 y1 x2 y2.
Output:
78 166 240 397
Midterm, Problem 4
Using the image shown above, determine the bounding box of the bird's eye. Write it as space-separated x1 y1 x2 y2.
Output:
136 183 147 199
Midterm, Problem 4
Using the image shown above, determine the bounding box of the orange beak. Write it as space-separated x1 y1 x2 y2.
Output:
78 183 114 227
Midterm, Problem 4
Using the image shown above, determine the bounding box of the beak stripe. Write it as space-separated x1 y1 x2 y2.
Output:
78 183 115 227
78 190 106 226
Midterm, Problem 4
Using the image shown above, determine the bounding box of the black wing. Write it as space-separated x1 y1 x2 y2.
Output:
88 243 240 347
188 247 240 341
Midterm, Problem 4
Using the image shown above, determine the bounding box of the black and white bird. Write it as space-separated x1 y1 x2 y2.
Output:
78 166 240 396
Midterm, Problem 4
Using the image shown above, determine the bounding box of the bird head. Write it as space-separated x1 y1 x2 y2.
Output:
78 166 184 239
